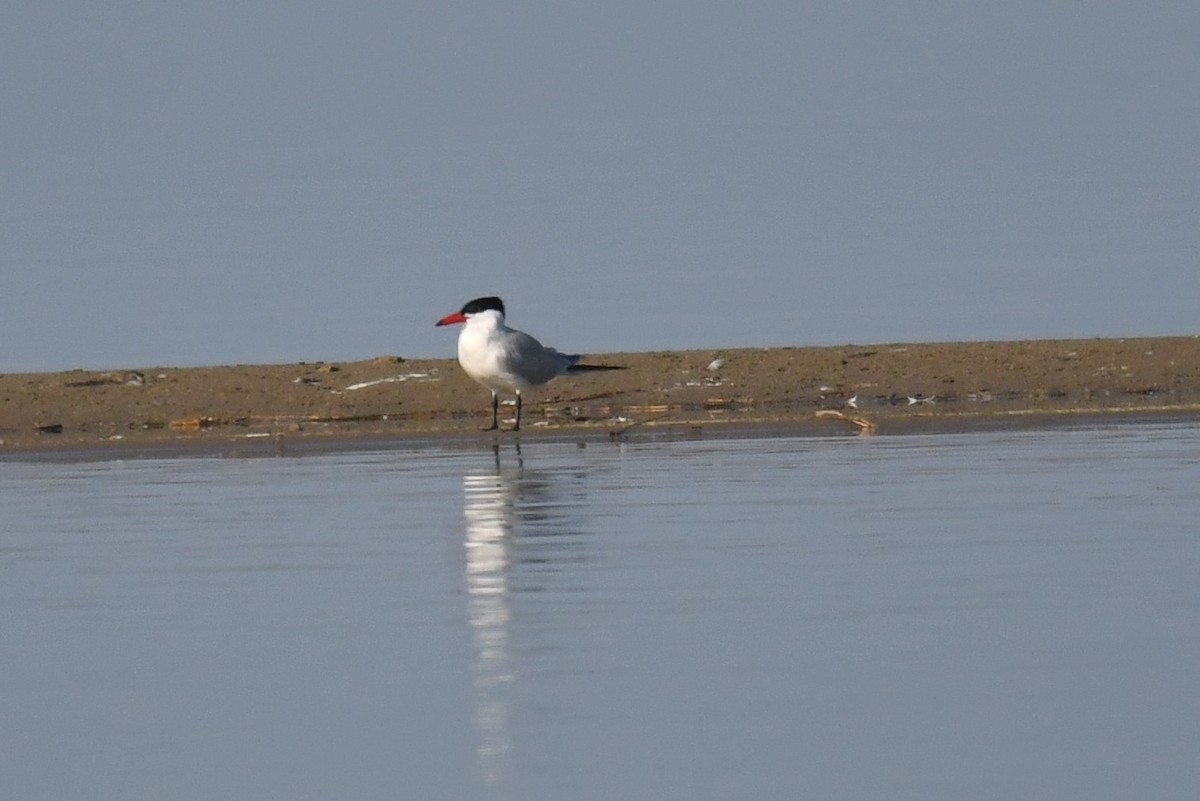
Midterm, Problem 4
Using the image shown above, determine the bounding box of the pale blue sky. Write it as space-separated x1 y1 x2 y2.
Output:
3 1 1197 371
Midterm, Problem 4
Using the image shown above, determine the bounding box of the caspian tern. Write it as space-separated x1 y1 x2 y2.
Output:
436 296 622 431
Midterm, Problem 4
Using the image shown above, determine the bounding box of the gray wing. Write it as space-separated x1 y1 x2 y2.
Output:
500 329 576 386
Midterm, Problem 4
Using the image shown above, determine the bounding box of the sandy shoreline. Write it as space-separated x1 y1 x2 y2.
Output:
3 335 1198 455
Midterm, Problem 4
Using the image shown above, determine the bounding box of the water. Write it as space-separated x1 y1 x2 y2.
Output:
3 424 1199 800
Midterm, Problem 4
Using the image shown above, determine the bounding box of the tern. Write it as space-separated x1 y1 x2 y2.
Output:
436 296 622 431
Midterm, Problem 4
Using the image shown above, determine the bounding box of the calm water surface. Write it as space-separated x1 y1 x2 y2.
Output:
3 425 1199 800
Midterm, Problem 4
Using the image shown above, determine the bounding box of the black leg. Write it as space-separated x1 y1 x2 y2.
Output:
512 393 522 432
482 391 499 431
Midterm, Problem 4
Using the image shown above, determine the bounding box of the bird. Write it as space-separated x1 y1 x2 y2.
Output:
435 296 622 431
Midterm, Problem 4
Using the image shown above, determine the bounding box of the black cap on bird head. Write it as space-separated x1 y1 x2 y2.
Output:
461 296 505 316
436 296 506 327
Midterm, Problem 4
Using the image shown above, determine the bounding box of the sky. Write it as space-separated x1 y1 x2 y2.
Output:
2 1 1198 372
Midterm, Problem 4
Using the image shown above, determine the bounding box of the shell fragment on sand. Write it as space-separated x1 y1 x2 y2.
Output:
344 373 438 391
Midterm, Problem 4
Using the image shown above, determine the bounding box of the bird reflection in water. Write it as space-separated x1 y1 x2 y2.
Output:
462 442 589 787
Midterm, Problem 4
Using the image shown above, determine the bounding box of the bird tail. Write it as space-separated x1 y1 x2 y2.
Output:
565 356 624 374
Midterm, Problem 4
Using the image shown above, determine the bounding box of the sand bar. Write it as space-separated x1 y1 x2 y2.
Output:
2 336 1198 456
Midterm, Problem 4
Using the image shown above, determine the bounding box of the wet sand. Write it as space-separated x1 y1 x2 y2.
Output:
2 336 1198 454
